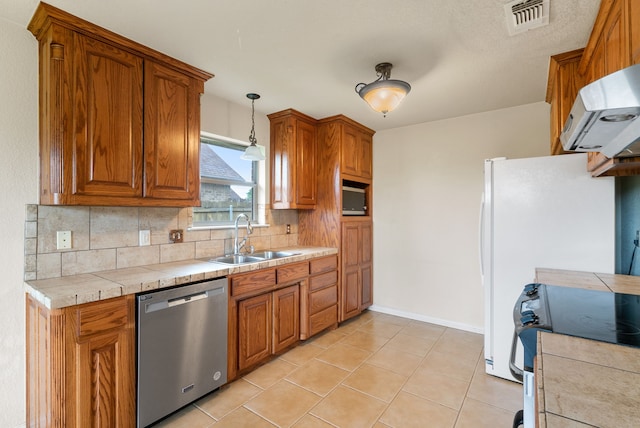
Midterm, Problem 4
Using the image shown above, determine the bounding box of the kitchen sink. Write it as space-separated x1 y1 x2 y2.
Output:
251 251 299 259
210 251 300 265
211 255 265 265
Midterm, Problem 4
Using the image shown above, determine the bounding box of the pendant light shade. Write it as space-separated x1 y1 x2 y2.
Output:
241 93 265 161
355 63 411 117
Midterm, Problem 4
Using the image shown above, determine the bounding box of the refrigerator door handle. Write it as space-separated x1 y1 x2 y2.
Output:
479 193 486 283
509 331 524 382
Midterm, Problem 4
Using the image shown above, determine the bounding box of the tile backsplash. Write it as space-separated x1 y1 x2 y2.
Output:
24 204 298 281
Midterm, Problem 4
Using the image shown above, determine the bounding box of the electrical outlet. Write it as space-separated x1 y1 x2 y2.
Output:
286 224 291 234
169 229 184 243
139 230 151 246
56 231 72 250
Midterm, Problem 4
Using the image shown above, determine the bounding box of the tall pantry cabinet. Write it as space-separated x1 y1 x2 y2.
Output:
297 115 375 322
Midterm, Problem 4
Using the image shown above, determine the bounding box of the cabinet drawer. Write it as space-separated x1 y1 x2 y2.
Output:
277 262 309 284
310 256 337 274
309 285 338 314
72 296 130 339
309 270 338 292
231 269 276 297
309 305 338 337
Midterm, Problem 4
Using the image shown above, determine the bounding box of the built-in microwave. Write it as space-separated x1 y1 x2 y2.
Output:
342 186 367 215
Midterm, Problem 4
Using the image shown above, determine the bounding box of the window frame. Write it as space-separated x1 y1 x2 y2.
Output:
193 132 263 228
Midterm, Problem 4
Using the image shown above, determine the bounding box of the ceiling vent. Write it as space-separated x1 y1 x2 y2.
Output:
504 0 550 35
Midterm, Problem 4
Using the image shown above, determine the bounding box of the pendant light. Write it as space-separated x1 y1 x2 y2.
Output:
355 63 411 117
241 93 265 161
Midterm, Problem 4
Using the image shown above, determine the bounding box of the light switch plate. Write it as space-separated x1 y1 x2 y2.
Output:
56 231 72 250
139 230 151 246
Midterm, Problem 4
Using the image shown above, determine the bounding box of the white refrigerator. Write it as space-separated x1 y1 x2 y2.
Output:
481 153 615 381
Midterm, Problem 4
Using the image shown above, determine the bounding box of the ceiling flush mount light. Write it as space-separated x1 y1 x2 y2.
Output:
241 93 265 161
355 62 411 117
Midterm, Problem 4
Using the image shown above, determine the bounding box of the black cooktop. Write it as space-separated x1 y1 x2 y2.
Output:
543 285 640 348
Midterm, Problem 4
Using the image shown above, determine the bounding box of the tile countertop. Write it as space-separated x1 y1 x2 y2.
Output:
537 332 640 427
534 268 640 427
535 267 640 294
25 247 338 309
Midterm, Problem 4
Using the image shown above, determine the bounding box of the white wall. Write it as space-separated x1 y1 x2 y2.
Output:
372 102 549 332
0 17 38 428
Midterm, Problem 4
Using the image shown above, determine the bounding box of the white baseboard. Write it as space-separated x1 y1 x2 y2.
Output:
368 304 484 335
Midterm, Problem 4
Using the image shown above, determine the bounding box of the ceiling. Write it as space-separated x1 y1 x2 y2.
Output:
2 0 601 132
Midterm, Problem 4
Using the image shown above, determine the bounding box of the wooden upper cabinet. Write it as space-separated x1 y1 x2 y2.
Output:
546 50 584 155
547 0 640 176
341 124 373 180
268 109 317 209
28 2 212 206
579 0 629 84
582 0 640 176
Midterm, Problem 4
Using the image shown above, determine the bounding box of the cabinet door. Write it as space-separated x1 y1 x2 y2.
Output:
73 330 135 426
73 34 144 201
341 126 360 177
273 285 300 353
360 264 373 309
67 296 135 427
269 111 317 209
270 116 293 208
341 126 372 180
341 222 362 321
360 222 373 309
295 119 317 207
357 131 373 180
632 0 640 65
603 0 626 77
144 60 201 203
547 50 583 155
238 293 272 371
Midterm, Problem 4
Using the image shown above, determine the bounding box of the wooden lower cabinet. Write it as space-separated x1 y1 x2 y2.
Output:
26 294 135 428
236 284 300 372
301 256 339 339
229 257 339 380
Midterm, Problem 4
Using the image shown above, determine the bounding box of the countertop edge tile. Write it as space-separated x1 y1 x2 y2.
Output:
25 246 337 308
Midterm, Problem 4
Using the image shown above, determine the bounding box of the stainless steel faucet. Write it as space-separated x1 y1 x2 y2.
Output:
233 213 253 255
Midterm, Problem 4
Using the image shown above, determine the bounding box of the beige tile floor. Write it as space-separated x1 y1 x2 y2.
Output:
153 311 522 428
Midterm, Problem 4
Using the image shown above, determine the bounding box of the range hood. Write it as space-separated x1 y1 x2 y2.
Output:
560 63 640 158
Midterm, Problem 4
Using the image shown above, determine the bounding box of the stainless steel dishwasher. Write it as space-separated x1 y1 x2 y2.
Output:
137 278 227 427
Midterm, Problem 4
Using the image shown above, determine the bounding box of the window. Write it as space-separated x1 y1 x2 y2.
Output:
193 134 259 227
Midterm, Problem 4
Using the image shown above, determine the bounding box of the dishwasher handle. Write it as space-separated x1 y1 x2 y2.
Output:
144 286 224 314
168 291 208 307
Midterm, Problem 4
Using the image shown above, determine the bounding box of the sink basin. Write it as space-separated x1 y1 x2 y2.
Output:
211 255 265 265
252 251 299 260
210 251 300 265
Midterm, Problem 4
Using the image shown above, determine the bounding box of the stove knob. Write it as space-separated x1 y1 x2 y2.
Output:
524 283 539 296
520 314 539 326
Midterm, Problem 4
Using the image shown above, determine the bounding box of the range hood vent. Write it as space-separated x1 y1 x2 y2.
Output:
561 64 640 158
504 0 550 35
